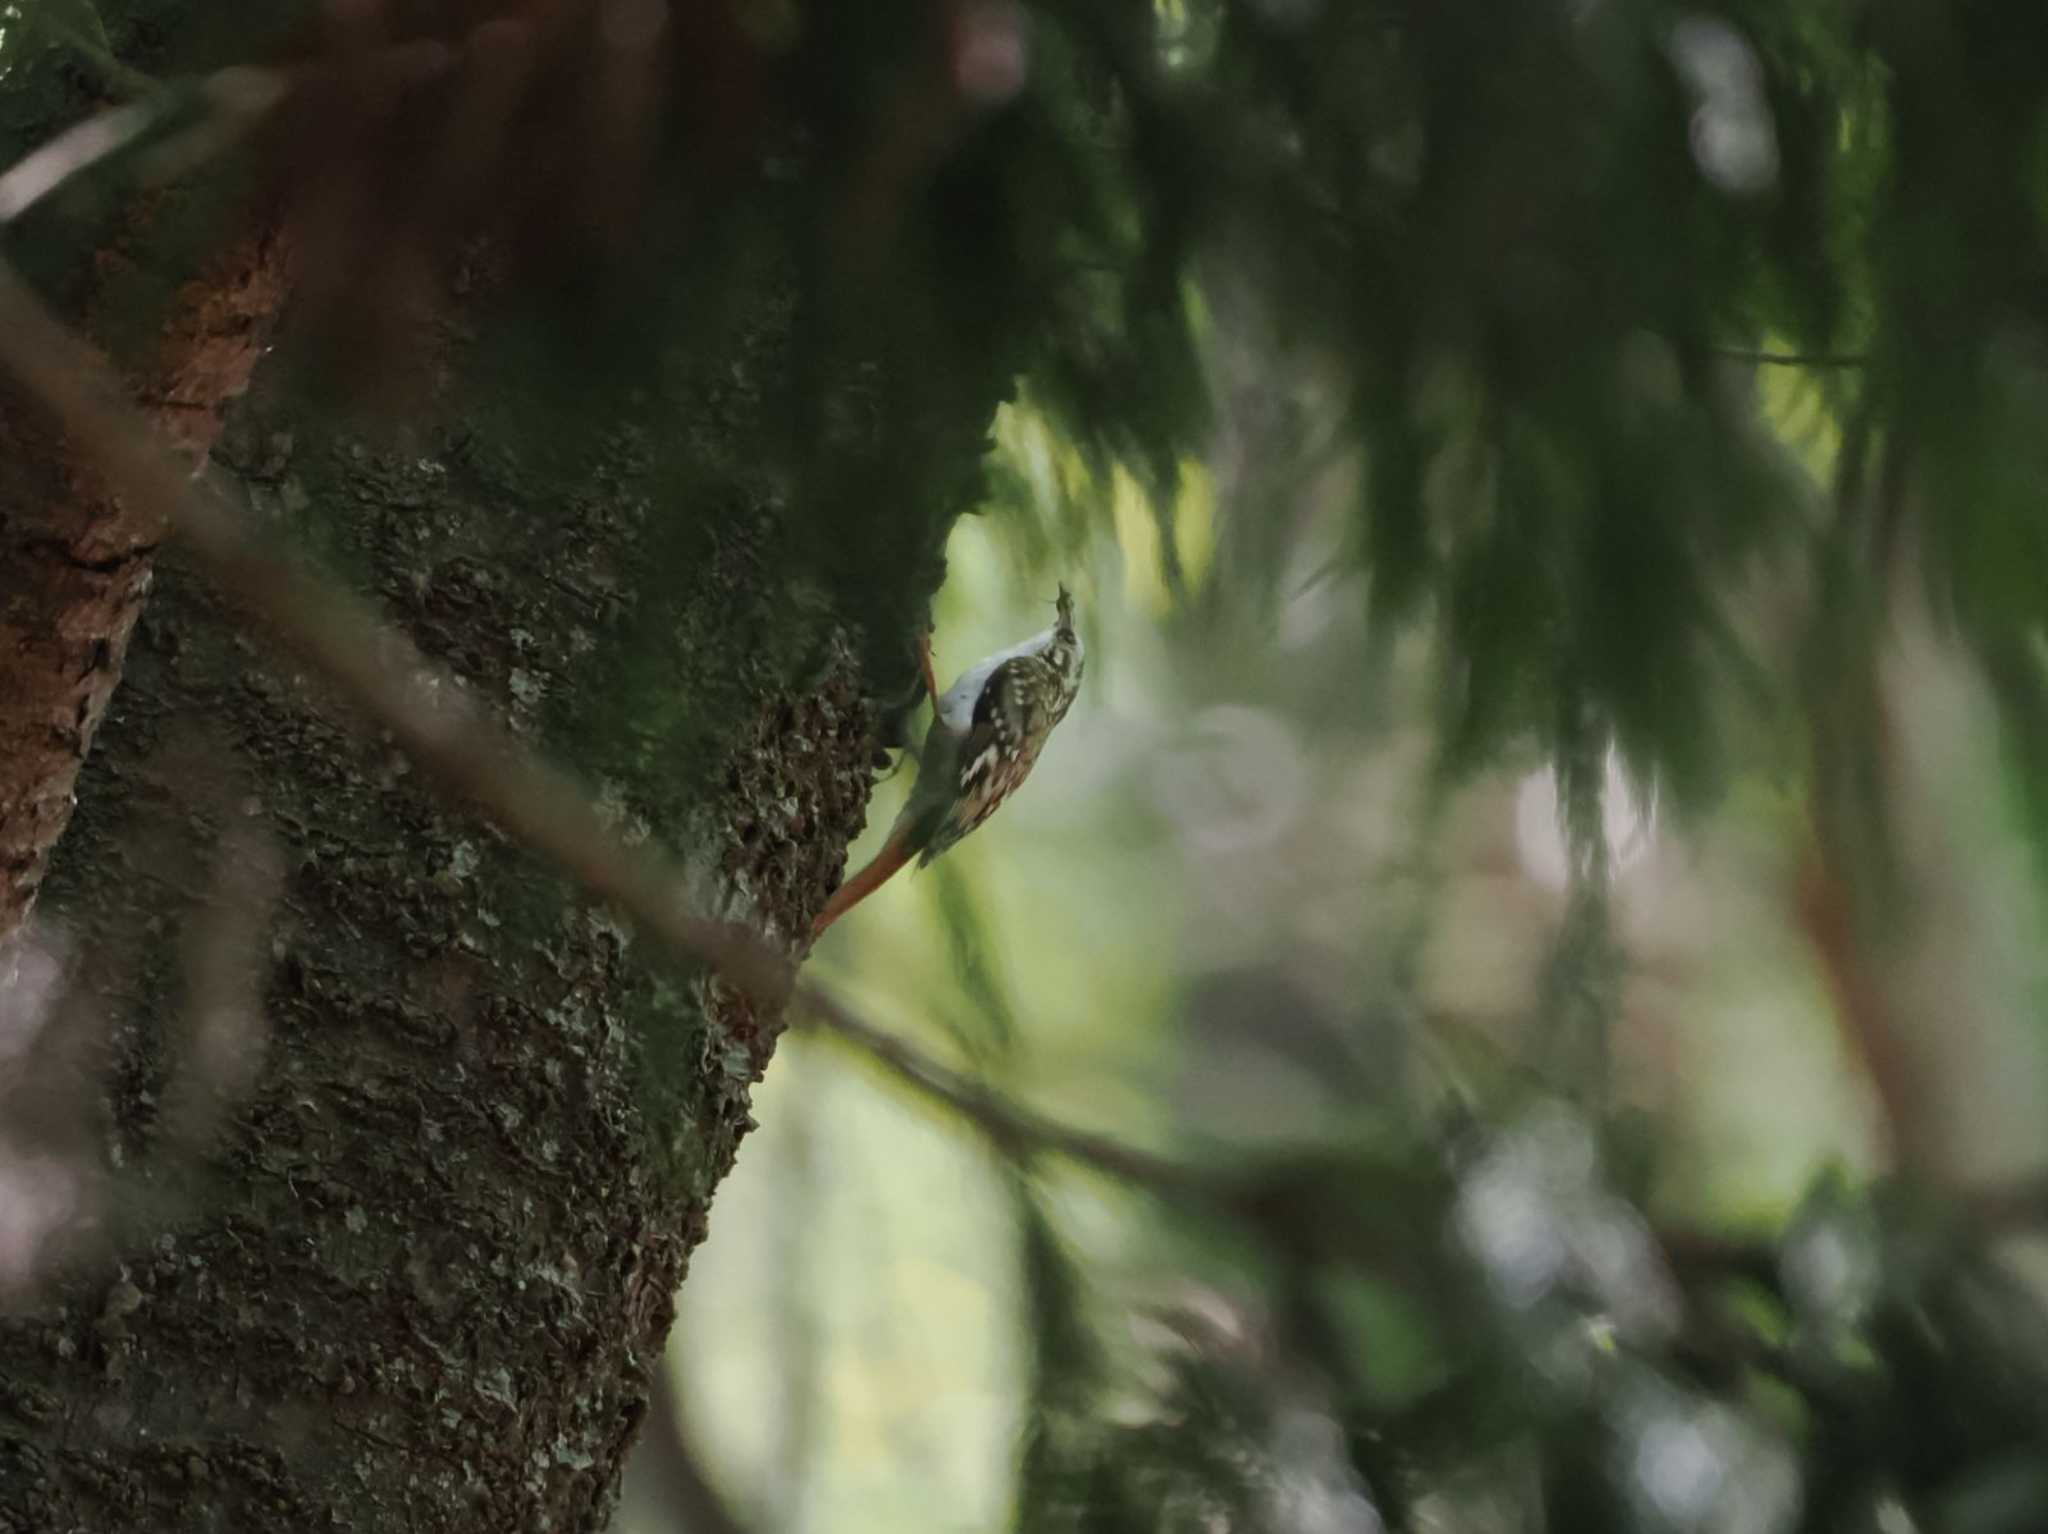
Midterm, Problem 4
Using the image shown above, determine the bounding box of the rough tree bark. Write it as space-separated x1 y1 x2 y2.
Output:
0 162 292 934
0 14 989 1531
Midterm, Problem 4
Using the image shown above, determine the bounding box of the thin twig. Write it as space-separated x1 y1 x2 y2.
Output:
809 975 2048 1275
1712 347 1868 369
1796 832 1929 1171
0 56 386 228
0 257 794 1006
798 983 1234 1205
1959 1174 2048 1233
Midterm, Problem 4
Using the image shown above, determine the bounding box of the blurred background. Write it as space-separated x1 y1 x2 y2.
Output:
617 387 2048 1532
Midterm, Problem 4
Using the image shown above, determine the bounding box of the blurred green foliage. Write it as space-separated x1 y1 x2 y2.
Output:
680 518 2048 1534
468 0 2048 1525
665 4 2048 1524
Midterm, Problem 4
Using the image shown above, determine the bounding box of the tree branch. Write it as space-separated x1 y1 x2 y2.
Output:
0 203 1249 1241
797 983 1234 1206
0 26 475 946
0 256 795 1004
1712 347 1868 369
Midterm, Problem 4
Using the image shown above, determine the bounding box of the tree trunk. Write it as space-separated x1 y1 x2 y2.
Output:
0 17 988 1532
0 64 293 939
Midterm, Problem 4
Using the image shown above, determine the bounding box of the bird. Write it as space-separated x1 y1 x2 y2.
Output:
811 585 1085 938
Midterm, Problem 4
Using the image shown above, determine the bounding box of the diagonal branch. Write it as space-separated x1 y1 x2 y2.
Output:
796 983 1235 1205
1712 347 1869 369
0 29 465 946
0 211 1231 1232
0 257 794 1004
0 228 291 942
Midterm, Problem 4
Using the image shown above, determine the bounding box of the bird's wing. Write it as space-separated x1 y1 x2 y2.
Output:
920 656 1053 864
933 626 1055 734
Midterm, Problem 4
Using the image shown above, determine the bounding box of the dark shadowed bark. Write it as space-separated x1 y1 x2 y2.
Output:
0 16 991 1532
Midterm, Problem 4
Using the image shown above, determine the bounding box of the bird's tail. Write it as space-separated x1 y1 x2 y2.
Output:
811 827 915 938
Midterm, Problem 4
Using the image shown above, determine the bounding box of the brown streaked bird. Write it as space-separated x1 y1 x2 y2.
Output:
811 586 1084 937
